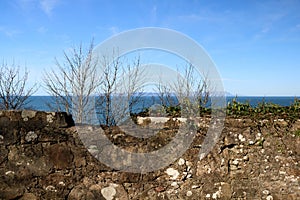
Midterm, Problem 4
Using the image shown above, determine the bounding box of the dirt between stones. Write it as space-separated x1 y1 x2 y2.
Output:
0 111 299 199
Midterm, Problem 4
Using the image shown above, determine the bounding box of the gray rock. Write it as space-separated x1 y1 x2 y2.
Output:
21 110 36 121
25 131 37 142
101 185 116 200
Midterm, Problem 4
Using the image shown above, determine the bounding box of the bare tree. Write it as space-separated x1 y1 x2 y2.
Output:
174 64 209 114
157 63 210 117
43 41 100 124
156 78 178 108
0 62 37 110
97 54 145 126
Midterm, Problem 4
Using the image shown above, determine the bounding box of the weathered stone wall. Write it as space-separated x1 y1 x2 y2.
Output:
0 111 299 199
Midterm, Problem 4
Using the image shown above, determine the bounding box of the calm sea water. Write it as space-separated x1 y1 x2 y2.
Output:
27 96 299 112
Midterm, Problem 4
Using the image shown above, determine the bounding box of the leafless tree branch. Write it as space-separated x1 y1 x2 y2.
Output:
157 63 210 117
43 40 100 124
0 61 37 110
97 53 145 126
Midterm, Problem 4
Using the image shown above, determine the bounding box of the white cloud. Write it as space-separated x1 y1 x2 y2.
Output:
37 26 48 34
177 13 223 23
221 78 250 82
150 5 157 24
17 0 37 11
108 26 119 35
15 0 60 16
296 24 300 29
39 0 60 16
55 33 72 45
0 26 21 38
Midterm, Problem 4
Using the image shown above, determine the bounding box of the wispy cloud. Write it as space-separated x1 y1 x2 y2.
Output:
39 0 60 16
37 26 48 34
292 24 300 31
209 78 251 83
221 78 250 82
55 33 72 45
177 13 223 23
16 0 37 11
150 5 157 24
253 15 287 41
0 26 21 38
15 0 60 16
108 26 119 35
251 0 297 41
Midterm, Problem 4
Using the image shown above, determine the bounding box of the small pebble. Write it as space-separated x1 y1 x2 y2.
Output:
262 190 270 195
238 134 246 142
178 158 185 166
266 195 273 200
186 191 192 197
232 159 239 165
171 182 178 187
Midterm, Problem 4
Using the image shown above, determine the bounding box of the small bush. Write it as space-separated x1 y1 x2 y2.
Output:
226 97 300 119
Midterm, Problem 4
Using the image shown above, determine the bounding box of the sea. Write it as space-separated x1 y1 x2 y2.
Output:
27 96 299 112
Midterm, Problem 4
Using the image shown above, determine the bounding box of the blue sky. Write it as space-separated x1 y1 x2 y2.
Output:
0 0 300 96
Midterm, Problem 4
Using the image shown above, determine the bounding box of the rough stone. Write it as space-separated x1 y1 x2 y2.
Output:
186 190 193 197
178 158 185 166
19 193 38 200
0 111 299 199
101 185 116 200
220 182 232 199
25 131 38 142
46 144 74 169
68 185 96 200
165 168 180 180
21 110 36 120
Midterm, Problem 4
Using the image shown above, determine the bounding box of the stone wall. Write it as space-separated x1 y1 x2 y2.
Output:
0 110 299 199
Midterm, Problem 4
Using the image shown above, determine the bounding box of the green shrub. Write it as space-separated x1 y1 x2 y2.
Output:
226 97 300 119
226 97 252 117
